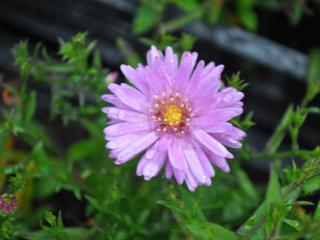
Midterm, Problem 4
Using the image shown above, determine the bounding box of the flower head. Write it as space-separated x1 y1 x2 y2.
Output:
0 193 17 214
102 46 245 191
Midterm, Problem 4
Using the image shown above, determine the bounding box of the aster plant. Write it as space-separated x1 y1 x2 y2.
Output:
102 46 245 191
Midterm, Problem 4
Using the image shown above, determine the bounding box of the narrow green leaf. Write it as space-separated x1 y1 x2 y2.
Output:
305 49 320 104
266 167 282 210
314 200 320 220
265 105 294 153
32 142 50 176
210 223 238 240
265 166 284 238
25 91 37 124
283 218 300 231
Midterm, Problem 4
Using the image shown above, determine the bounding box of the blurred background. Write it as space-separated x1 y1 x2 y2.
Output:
0 0 320 239
1 0 319 175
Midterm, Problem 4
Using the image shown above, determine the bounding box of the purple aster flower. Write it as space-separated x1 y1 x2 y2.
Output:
102 46 245 191
0 193 17 214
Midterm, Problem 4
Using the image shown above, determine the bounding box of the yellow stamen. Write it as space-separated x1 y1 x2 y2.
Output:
163 104 183 126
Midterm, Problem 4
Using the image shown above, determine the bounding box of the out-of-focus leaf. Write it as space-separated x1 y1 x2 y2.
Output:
314 200 320 220
305 49 320 104
302 175 320 194
22 227 92 240
24 91 37 124
170 0 199 11
207 0 225 24
210 223 238 240
12 41 32 78
283 218 300 231
180 33 197 51
31 142 50 176
133 4 158 34
307 106 320 114
289 2 304 25
66 139 97 162
116 37 142 67
236 0 258 31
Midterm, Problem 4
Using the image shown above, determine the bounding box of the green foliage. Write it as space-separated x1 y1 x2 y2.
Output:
236 0 258 31
227 72 249 91
133 2 160 34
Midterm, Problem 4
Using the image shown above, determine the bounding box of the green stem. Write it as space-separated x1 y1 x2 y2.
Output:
19 75 28 125
250 149 317 161
159 10 202 34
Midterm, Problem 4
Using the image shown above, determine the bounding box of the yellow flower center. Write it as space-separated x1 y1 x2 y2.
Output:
163 104 183 126
150 91 193 135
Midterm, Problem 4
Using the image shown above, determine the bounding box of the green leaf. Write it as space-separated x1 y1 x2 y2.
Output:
32 142 50 176
305 49 320 104
170 0 200 11
210 223 238 240
265 105 294 153
236 0 258 31
314 200 320 220
133 4 158 34
235 168 259 202
180 33 197 51
266 167 282 210
283 218 300 231
289 2 304 25
265 166 284 238
302 175 320 194
24 91 37 124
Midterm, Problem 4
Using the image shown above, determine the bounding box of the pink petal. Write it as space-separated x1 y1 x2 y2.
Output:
175 52 198 91
137 135 173 179
120 64 149 94
115 132 159 164
137 151 166 180
165 160 173 179
108 83 147 112
185 170 198 191
105 131 148 149
192 128 233 158
192 110 236 128
103 107 148 123
173 168 185 185
185 60 205 97
193 143 215 177
101 94 129 109
147 45 164 66
164 46 178 81
183 140 207 184
206 151 230 173
104 122 153 137
168 138 188 171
